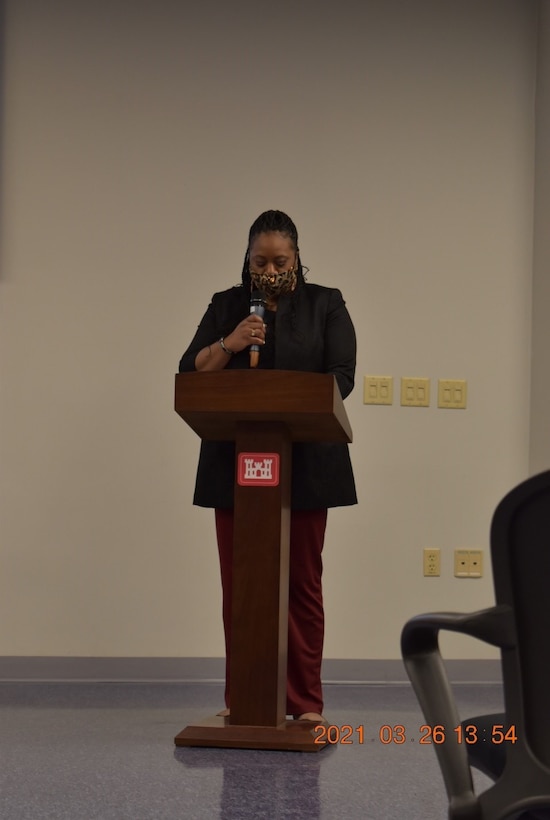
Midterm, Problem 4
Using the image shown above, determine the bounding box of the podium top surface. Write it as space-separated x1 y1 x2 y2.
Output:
174 370 353 443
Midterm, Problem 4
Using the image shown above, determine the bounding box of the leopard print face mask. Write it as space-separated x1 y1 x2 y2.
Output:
249 268 297 298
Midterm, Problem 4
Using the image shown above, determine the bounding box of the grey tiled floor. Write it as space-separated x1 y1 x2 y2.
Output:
0 682 501 819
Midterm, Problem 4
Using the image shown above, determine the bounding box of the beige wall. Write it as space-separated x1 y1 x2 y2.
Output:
0 0 543 660
531 2 550 474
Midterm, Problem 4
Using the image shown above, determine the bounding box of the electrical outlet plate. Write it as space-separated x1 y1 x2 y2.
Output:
401 377 430 407
423 548 441 576
454 549 483 578
363 376 393 405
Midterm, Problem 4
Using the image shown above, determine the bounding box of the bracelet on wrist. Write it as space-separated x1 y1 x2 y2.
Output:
219 337 234 356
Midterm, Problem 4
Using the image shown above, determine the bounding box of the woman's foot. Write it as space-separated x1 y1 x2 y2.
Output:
294 712 325 722
216 708 230 717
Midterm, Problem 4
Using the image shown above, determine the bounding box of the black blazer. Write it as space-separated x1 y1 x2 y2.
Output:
179 283 357 510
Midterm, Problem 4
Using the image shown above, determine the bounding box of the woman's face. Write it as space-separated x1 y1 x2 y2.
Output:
248 231 297 298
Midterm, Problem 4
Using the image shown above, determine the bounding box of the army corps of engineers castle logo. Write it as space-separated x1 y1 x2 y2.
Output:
237 453 280 487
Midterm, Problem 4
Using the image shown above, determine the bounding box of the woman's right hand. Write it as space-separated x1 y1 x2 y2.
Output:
224 314 267 353
194 313 267 371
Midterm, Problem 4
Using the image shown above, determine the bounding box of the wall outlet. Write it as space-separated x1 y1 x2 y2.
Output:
454 549 483 578
423 548 441 576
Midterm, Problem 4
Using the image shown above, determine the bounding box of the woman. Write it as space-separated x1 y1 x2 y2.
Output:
179 210 357 722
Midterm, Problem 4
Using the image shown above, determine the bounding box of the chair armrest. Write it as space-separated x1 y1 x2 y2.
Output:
400 606 515 818
401 606 516 655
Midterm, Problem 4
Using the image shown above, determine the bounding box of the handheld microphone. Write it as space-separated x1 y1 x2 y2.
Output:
249 290 266 368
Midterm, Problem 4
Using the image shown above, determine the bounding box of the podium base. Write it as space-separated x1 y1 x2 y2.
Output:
174 715 328 752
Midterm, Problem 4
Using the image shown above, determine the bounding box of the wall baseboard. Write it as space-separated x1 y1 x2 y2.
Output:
0 656 501 684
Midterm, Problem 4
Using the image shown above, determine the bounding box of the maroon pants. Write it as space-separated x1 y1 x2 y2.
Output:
215 508 328 716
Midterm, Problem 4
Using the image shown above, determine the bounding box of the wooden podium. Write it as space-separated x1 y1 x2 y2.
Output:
173 370 352 752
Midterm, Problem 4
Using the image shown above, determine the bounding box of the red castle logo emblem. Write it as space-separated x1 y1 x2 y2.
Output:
237 453 280 486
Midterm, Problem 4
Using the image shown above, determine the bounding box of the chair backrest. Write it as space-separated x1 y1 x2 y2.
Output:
483 469 550 814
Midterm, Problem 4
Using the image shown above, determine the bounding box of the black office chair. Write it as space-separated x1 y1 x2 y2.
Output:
401 470 550 820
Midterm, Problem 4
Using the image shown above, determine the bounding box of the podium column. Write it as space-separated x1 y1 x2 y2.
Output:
229 421 291 728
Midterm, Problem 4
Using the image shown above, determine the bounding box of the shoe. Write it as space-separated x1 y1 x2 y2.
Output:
216 708 230 717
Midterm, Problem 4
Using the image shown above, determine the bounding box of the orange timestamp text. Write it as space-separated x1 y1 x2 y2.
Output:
313 723 518 745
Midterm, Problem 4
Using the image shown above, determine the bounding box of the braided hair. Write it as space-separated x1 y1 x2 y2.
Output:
240 210 305 290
